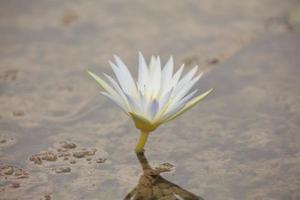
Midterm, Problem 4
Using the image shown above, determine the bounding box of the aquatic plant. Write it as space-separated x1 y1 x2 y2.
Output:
88 53 213 153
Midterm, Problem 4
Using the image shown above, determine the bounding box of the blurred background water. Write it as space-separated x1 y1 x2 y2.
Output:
0 0 300 199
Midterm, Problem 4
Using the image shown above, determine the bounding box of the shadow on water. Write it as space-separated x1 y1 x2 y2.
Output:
124 152 204 200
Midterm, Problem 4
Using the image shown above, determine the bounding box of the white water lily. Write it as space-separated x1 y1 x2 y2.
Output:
88 53 213 152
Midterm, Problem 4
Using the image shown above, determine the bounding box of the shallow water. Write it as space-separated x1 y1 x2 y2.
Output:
1 1 300 200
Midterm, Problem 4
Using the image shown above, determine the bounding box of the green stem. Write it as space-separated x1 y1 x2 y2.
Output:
135 131 149 153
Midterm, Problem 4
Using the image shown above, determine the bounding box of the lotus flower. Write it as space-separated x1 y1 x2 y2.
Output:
88 53 213 152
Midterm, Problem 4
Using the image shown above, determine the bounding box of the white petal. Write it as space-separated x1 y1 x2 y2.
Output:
149 56 156 72
109 61 130 93
137 52 149 94
100 92 128 113
158 74 201 122
178 89 198 105
139 93 148 113
87 71 119 97
147 99 159 119
161 100 185 121
103 73 129 108
164 88 214 122
151 56 161 97
181 65 199 83
125 93 142 114
163 89 198 119
160 56 174 96
158 88 173 109
171 74 201 103
141 55 156 98
158 64 184 100
172 66 201 97
152 88 174 122
113 55 137 96
171 64 185 88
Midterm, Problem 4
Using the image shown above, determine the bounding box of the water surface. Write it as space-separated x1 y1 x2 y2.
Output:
1 1 300 199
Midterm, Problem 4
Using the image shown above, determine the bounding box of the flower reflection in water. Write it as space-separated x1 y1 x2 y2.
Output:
124 152 204 200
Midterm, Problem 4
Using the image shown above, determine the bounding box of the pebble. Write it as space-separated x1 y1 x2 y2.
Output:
33 157 42 165
14 171 23 176
3 166 14 175
30 152 57 164
73 152 85 158
58 152 71 157
61 141 77 149
14 170 29 179
42 153 57 161
0 139 6 144
17 174 29 179
207 58 219 65
44 194 51 200
96 158 106 163
70 160 76 164
12 111 25 117
86 157 91 161
154 162 174 173
0 165 30 180
55 167 71 174
11 182 20 188
73 149 96 158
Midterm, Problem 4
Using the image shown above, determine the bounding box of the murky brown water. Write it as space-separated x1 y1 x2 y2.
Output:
1 0 300 200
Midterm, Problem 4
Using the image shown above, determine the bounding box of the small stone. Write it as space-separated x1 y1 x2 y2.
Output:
73 152 85 158
0 139 6 144
14 171 23 176
30 152 58 164
17 174 29 179
3 166 14 175
44 194 51 200
15 170 29 179
12 111 25 117
11 182 20 188
73 149 96 158
63 157 69 160
207 58 219 65
58 152 71 157
58 152 71 158
61 10 79 26
86 157 91 161
42 152 57 161
154 162 174 173
160 163 174 168
34 157 42 165
70 160 76 164
61 141 77 149
96 158 106 163
55 167 71 174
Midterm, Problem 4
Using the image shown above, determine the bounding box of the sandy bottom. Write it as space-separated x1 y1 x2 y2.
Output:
1 1 300 199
